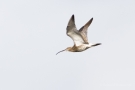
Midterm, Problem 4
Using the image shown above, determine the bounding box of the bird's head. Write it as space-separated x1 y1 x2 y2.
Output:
56 47 72 55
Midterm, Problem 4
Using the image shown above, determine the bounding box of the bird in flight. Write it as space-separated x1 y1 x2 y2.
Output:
56 15 101 55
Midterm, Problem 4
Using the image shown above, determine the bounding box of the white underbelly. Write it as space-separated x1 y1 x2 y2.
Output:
77 44 91 52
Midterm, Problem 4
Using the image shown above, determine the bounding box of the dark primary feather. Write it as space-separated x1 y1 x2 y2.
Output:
79 18 93 43
79 18 93 34
66 15 85 46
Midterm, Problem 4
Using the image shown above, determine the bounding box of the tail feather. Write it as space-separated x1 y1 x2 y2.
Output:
92 43 101 47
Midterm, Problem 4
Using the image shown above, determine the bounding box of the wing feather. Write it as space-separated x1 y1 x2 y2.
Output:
66 15 85 46
79 18 93 43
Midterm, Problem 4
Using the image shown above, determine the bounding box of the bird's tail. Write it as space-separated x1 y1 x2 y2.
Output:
91 43 101 47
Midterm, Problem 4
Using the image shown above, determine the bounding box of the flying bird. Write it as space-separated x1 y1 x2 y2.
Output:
56 15 101 55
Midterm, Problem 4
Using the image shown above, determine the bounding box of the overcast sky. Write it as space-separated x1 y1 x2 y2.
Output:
0 0 135 90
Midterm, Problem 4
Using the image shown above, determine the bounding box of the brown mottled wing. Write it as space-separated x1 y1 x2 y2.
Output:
79 18 93 43
66 15 85 46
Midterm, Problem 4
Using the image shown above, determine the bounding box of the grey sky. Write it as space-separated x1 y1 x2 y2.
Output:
0 0 135 90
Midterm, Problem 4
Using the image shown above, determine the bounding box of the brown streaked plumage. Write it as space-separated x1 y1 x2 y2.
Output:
56 14 101 55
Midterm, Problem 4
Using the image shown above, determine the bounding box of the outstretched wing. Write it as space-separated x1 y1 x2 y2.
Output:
79 18 93 43
66 15 85 46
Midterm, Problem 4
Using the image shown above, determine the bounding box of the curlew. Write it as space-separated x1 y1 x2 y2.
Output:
56 15 101 55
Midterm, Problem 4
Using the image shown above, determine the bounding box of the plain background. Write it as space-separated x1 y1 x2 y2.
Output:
0 0 135 90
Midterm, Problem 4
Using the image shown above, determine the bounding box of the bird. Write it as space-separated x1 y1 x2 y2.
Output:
56 14 101 55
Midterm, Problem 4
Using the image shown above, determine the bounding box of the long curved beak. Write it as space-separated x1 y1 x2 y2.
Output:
56 49 65 55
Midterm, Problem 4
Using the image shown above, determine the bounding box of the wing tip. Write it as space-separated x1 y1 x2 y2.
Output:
67 14 75 26
91 17 93 21
71 14 75 21
72 14 74 17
